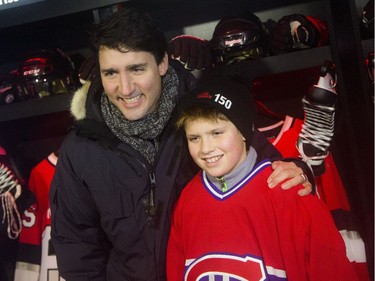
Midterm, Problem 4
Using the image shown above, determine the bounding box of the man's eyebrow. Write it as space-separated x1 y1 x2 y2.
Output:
101 63 147 73
126 62 147 70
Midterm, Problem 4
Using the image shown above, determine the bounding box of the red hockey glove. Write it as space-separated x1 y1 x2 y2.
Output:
169 35 213 70
270 14 329 55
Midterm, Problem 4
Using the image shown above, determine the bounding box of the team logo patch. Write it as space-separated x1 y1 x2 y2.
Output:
197 91 212 99
185 253 267 281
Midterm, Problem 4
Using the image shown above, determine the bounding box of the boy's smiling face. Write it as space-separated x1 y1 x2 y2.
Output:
185 117 247 178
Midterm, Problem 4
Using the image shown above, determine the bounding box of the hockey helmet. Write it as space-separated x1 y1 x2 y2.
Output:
18 49 79 98
211 12 267 64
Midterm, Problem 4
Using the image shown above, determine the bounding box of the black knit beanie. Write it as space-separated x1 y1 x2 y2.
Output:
179 77 256 147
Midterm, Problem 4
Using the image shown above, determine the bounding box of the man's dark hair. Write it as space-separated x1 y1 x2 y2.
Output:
90 8 168 65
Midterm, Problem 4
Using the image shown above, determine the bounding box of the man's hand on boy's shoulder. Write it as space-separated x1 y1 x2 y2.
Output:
267 160 312 196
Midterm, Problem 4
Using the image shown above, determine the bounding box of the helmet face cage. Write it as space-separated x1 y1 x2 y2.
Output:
18 50 78 98
215 30 260 50
211 14 267 64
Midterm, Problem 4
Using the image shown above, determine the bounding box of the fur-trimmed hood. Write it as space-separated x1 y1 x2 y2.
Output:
70 81 91 121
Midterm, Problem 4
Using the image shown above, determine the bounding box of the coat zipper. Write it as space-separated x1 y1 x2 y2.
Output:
147 172 156 226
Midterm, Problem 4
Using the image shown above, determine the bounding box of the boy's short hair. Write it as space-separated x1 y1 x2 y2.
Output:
176 104 230 130
178 77 256 147
90 7 168 65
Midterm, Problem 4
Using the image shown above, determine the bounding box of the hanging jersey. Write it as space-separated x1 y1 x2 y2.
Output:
167 160 359 281
260 116 369 280
15 152 65 281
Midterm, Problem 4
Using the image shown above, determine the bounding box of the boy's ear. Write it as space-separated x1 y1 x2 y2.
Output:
159 53 169 76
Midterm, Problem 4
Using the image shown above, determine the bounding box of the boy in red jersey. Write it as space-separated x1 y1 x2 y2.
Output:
166 77 359 281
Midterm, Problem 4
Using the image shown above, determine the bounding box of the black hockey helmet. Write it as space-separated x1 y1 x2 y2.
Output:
18 49 79 98
211 12 267 65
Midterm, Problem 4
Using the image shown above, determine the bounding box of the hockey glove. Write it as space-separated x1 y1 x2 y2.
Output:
270 14 329 55
169 35 213 70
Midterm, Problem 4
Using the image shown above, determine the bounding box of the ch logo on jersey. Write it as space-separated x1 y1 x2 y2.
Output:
185 253 267 281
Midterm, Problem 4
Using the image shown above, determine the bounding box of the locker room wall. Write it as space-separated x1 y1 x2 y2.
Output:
0 0 373 277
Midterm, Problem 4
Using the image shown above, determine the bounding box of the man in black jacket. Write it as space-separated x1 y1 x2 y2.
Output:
50 7 312 281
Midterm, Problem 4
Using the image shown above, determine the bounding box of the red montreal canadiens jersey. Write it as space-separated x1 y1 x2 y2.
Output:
15 152 64 281
167 161 359 281
268 117 351 210
264 117 370 281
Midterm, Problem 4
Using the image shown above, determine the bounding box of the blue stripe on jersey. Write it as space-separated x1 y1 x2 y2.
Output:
202 160 272 200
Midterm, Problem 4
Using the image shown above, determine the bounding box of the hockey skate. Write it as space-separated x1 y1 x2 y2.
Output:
297 60 338 176
0 162 22 239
